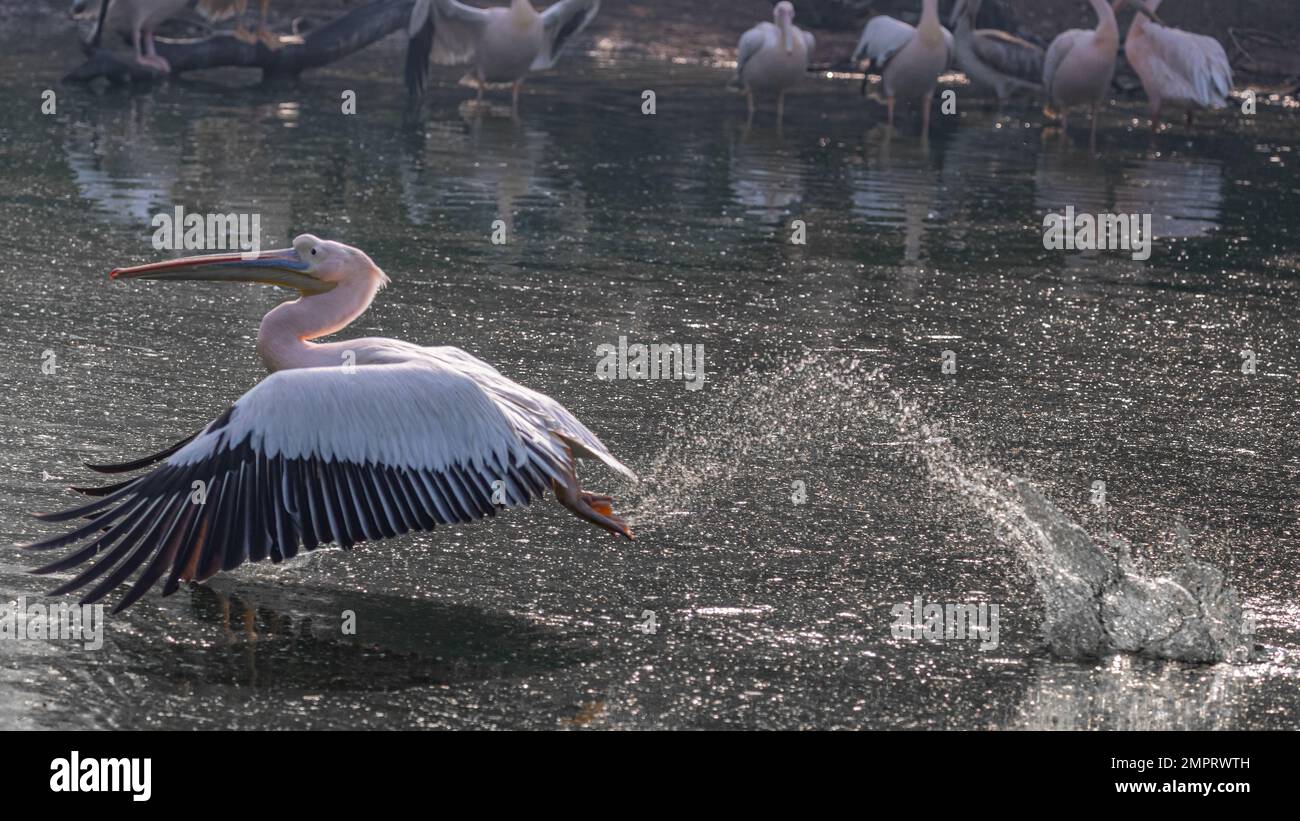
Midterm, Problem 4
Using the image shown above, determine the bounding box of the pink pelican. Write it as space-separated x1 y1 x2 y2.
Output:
22 235 636 613
948 0 1044 107
851 0 954 135
1042 0 1156 143
733 1 816 123
405 0 601 109
1113 0 1233 130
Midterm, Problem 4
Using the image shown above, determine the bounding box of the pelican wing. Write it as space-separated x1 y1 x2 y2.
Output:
532 0 601 70
21 360 609 613
852 15 914 69
426 346 635 481
942 26 956 70
430 0 491 65
802 29 816 55
1133 24 1233 107
973 28 1044 86
1042 29 1086 102
405 0 492 96
735 22 774 83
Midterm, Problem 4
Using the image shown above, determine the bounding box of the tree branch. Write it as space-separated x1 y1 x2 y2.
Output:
64 0 416 84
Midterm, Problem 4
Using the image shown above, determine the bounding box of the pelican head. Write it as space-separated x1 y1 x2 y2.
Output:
109 234 389 296
774 1 796 53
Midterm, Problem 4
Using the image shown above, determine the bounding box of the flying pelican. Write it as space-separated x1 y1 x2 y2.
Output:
733 1 816 123
1042 0 1155 143
948 0 1044 106
198 0 280 50
21 235 636 613
405 0 601 109
851 0 954 135
70 0 190 72
1113 0 1233 130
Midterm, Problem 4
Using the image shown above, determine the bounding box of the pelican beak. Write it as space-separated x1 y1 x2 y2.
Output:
1121 0 1164 25
109 248 333 295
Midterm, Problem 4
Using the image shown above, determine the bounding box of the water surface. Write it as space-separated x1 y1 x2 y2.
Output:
1 40 1298 729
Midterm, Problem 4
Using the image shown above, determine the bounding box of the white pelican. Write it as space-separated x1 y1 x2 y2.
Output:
851 0 954 135
405 0 601 108
1042 0 1154 143
948 0 1044 106
22 235 635 613
733 1 816 123
70 0 190 72
1113 0 1233 130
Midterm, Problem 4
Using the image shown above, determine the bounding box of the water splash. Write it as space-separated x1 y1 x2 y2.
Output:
631 353 1254 663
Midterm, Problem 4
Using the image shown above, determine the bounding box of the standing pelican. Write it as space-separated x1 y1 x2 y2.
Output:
948 0 1044 106
851 0 954 135
1113 0 1232 130
405 0 601 109
21 235 635 614
733 1 816 123
70 0 190 72
1043 0 1155 143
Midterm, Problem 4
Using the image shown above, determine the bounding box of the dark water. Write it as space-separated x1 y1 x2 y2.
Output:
1 40 1298 729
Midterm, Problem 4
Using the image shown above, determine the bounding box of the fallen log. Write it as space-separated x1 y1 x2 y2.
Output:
64 0 415 84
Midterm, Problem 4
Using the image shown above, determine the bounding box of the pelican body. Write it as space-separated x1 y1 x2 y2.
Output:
71 0 191 73
852 0 954 135
1043 0 1154 142
1115 0 1233 129
949 0 1044 106
22 235 635 614
734 1 816 122
405 0 601 109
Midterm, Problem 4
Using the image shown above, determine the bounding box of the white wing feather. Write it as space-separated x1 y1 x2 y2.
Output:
853 15 915 68
736 22 774 83
533 0 601 70
429 0 492 65
1042 29 1086 101
171 362 535 476
1131 24 1233 108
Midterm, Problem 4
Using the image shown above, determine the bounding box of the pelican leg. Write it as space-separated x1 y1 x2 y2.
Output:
746 88 754 119
232 0 257 44
921 91 932 137
1088 103 1098 151
886 96 895 129
511 79 523 114
141 28 170 73
256 0 280 50
552 469 633 540
776 90 786 125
